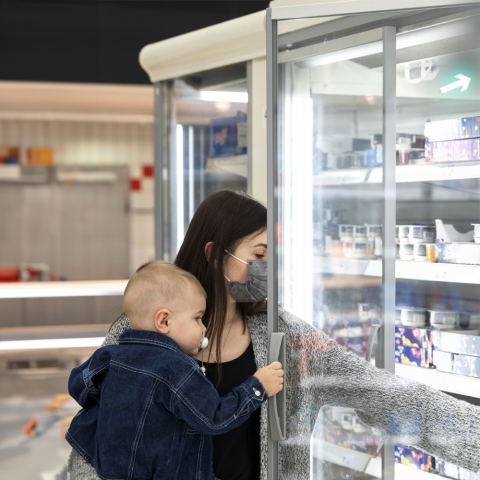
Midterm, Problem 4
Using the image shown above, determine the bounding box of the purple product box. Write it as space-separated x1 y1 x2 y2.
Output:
436 242 480 266
432 330 480 357
425 138 480 163
424 116 480 142
209 111 247 158
395 345 433 368
395 326 432 349
395 445 435 472
436 458 480 480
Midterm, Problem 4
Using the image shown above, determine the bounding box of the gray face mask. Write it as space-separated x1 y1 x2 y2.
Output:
224 250 267 303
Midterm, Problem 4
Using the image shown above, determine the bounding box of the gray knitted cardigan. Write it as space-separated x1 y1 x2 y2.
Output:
64 311 480 479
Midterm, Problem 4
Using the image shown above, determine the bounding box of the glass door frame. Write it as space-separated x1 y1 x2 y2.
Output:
266 0 479 478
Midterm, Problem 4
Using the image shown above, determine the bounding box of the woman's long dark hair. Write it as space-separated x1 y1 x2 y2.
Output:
175 190 267 374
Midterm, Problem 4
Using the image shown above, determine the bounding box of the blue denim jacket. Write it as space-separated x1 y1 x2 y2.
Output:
66 329 266 480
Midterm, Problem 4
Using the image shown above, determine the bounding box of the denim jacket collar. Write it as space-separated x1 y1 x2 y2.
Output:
119 328 184 355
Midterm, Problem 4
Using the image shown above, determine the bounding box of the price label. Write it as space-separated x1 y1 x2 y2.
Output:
341 454 354 467
434 269 448 280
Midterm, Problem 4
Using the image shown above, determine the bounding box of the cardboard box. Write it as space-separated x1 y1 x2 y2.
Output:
433 350 480 378
395 326 432 349
436 458 480 480
432 330 480 357
0 146 20 164
424 116 480 142
209 112 247 157
425 138 480 163
395 345 433 368
27 148 53 165
395 445 435 472
436 243 480 266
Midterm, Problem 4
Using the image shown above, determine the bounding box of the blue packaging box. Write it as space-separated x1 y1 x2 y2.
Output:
424 116 480 142
395 326 432 349
431 330 480 357
433 350 480 378
395 345 433 368
436 458 480 479
395 445 435 472
209 111 247 157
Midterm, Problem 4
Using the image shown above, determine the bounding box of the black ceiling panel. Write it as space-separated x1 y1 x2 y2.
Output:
0 1 270 84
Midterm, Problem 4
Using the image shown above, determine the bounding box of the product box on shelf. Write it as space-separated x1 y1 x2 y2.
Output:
209 111 247 157
436 243 480 266
395 326 432 349
324 426 381 455
424 116 480 142
433 350 480 378
395 445 435 472
436 458 480 480
425 138 480 163
27 147 53 165
432 330 480 357
395 345 433 368
0 146 20 164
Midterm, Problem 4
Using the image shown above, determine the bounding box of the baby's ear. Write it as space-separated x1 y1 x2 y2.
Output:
154 309 170 334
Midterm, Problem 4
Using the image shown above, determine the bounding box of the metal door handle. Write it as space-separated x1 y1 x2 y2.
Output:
268 332 286 441
366 323 381 363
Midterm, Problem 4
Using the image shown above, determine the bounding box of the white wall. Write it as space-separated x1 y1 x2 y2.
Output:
0 119 155 276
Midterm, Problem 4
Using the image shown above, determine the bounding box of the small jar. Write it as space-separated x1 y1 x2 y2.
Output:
358 303 373 320
354 225 368 239
339 225 354 242
398 225 410 244
353 240 372 259
399 243 414 261
425 243 437 262
429 310 459 330
343 241 354 258
408 225 436 244
472 224 480 244
413 243 427 262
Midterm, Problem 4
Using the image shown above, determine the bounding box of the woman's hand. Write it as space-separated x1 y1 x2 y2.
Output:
254 362 284 397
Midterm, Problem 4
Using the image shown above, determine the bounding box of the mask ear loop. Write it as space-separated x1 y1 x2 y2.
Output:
224 249 248 265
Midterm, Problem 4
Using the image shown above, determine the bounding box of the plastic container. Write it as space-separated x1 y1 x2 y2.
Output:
401 307 428 327
408 225 436 244
354 225 368 239
353 240 373 259
429 310 460 330
425 243 437 262
413 243 428 261
435 219 473 243
399 243 414 261
339 225 354 242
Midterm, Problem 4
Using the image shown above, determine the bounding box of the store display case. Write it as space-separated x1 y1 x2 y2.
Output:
267 0 480 478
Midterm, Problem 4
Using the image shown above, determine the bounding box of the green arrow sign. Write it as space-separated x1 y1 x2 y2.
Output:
440 74 471 94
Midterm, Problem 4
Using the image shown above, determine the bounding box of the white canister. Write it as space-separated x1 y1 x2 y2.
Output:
413 243 428 262
354 225 368 239
399 243 414 261
472 224 480 244
353 240 373 259
339 225 354 242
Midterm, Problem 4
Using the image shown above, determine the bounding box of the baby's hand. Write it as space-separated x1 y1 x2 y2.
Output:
254 361 284 397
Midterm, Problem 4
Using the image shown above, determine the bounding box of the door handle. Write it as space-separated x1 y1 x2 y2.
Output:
268 332 286 441
366 322 381 363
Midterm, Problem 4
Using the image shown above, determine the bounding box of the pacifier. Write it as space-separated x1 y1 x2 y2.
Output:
199 334 209 350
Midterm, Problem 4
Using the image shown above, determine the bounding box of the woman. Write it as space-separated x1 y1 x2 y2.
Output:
66 190 480 480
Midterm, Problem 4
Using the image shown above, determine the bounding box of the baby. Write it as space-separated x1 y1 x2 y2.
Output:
66 261 283 480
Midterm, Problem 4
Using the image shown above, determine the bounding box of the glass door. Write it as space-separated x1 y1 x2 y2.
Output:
154 63 249 261
268 2 480 480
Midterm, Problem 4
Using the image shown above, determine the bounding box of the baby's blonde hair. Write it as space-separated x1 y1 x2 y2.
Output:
123 261 206 330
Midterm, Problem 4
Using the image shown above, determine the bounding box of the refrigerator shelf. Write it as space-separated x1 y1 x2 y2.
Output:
0 280 128 299
311 441 440 479
395 363 480 398
314 257 480 285
313 161 480 186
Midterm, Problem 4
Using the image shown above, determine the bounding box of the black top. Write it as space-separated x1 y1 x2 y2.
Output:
196 342 261 480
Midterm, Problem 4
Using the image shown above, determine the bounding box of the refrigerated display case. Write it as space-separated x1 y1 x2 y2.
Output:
267 1 480 478
139 12 269 261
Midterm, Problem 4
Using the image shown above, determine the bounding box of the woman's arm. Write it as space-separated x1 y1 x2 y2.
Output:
102 314 130 346
280 310 480 472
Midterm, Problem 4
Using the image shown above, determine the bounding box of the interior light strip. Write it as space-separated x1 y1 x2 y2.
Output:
199 91 248 103
0 337 105 351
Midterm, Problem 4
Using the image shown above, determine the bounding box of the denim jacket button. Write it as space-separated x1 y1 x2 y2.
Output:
254 389 261 397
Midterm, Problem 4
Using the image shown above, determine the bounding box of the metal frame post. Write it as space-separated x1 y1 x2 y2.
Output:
266 7 280 480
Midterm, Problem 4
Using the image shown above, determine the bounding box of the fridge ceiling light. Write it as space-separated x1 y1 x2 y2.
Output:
199 91 248 103
0 337 105 351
